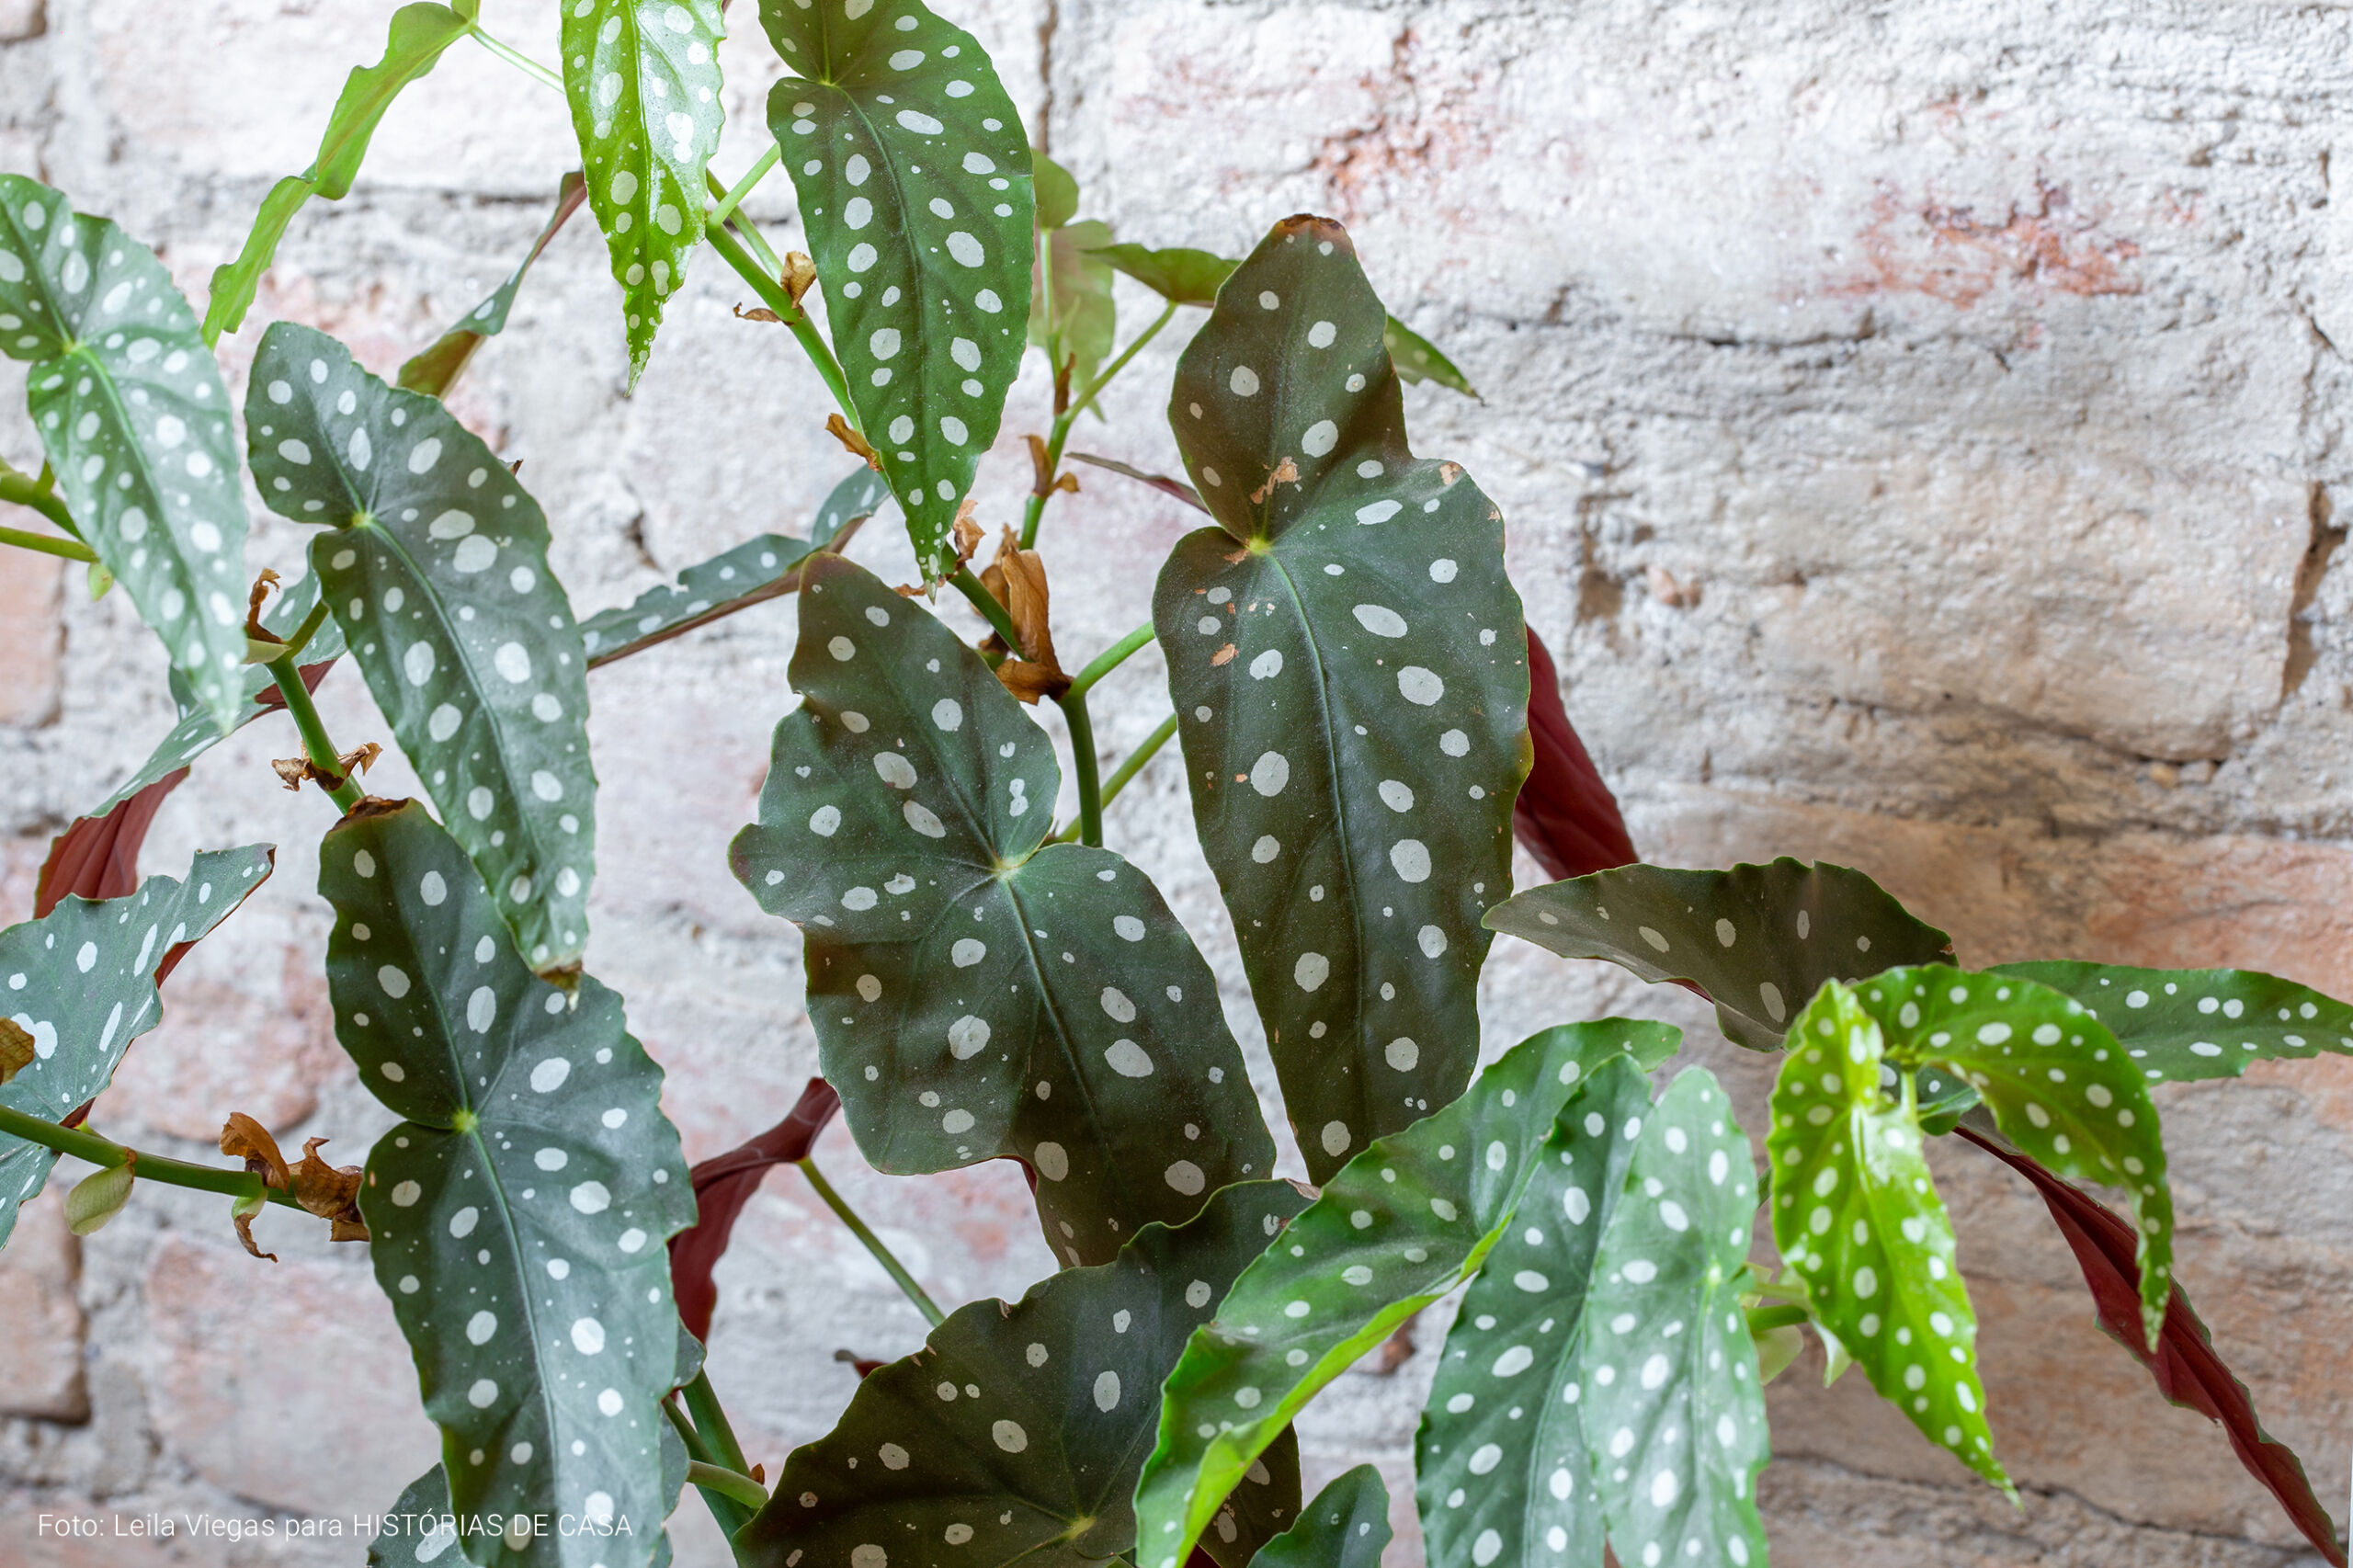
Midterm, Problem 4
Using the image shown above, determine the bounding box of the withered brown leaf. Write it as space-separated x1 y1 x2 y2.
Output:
290 1136 368 1243
733 303 783 324
824 413 882 472
220 1112 290 1188
0 1018 35 1085
244 568 285 645
781 251 817 309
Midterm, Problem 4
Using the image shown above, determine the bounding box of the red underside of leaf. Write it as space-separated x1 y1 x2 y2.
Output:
1513 628 1637 881
35 769 190 919
669 1077 844 1342
251 658 337 714
1958 1127 2347 1566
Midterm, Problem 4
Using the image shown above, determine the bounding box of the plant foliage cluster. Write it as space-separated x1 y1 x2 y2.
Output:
0 4 2344 1566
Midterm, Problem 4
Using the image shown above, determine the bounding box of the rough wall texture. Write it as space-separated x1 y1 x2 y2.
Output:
1 0 2349 1563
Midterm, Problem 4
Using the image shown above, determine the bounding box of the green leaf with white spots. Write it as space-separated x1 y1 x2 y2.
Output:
368 1424 690 1568
562 0 727 382
203 4 472 342
0 846 275 1248
728 555 1270 1266
734 1180 1309 1568
1993 961 2353 1088
246 322 598 978
1580 1069 1769 1568
324 800 693 1568
1094 243 1234 308
1252 1466 1392 1568
759 0 1034 581
1487 859 1955 1051
1152 214 1529 1183
89 562 349 817
1383 316 1477 399
1032 219 1117 392
0 175 252 733
1415 1054 1654 1568
1768 983 2005 1494
1848 965 2175 1348
580 466 889 667
400 173 589 400
1131 1019 1680 1568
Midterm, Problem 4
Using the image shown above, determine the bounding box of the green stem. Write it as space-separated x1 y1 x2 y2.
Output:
1745 1303 1812 1335
664 1397 754 1537
1057 711 1176 842
466 22 563 93
1064 621 1154 699
706 149 781 240
684 1461 768 1511
1057 685 1103 848
1019 302 1176 550
947 565 1024 650
0 1103 301 1209
702 168 788 283
0 521 96 563
704 220 858 431
681 1369 750 1476
796 1157 945 1327
278 597 333 662
0 464 85 546
266 653 364 811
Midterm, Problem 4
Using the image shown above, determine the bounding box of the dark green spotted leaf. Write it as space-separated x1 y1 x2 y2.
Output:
1383 316 1477 399
735 1180 1308 1568
400 173 589 400
1252 1466 1392 1568
0 176 251 733
1580 1069 1768 1568
1768 983 2005 1493
86 562 349 818
0 846 274 1247
562 0 727 381
1848 965 2174 1348
1487 859 1955 1051
580 466 889 667
1094 243 1235 308
728 555 1269 1266
203 4 472 342
247 322 597 977
1153 215 1529 1183
368 1427 690 1567
1131 1019 1680 1567
1995 961 2353 1088
1415 1055 1652 1568
325 801 693 1568
1033 219 1117 392
759 0 1033 581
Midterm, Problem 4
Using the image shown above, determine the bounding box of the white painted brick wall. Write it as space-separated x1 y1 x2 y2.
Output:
1 1 2348 1562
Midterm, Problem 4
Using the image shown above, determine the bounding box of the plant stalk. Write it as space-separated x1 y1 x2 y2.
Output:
1019 301 1177 550
0 521 96 563
1065 621 1154 699
265 653 365 811
684 1461 767 1511
1058 711 1176 842
681 1369 751 1476
465 23 563 93
947 565 1024 650
796 1157 945 1327
1057 685 1104 847
703 220 857 431
707 150 781 241
278 597 333 662
0 1103 301 1209
664 1397 755 1536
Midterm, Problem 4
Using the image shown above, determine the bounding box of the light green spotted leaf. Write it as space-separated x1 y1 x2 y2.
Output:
1153 214 1528 1182
580 466 889 667
0 846 275 1247
1415 1055 1653 1568
735 1181 1310 1568
203 4 472 342
1383 316 1477 399
1994 961 2353 1087
0 175 251 733
1848 965 2175 1348
1033 218 1117 394
1131 1019 1681 1567
759 0 1033 581
1252 1466 1392 1568
563 0 727 381
1488 859 1955 1051
325 801 693 1568
400 172 588 400
89 562 349 817
728 555 1270 1266
246 322 597 977
1768 983 2004 1494
1580 1070 1769 1568
368 1426 689 1568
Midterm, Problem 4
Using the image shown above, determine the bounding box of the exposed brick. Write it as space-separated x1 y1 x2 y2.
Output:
0 552 62 729
0 1191 85 1422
